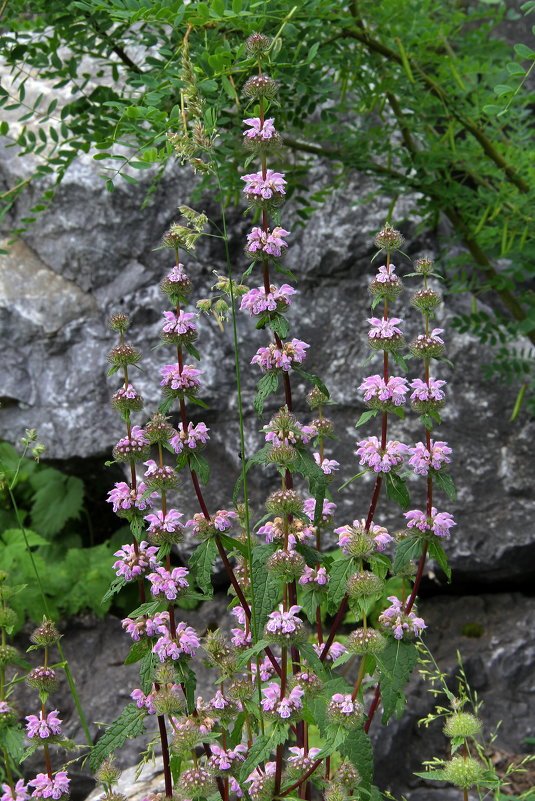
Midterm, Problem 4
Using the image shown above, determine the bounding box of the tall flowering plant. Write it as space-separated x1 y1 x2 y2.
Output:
93 30 463 801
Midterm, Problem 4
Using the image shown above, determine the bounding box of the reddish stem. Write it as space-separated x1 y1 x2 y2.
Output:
364 685 382 733
157 715 173 797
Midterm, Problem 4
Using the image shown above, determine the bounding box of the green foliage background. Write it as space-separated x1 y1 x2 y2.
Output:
1 0 534 411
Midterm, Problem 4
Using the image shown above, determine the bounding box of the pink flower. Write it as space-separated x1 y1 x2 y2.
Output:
209 744 247 772
161 310 197 335
252 339 309 372
1 780 29 801
359 375 409 406
240 283 296 315
113 541 159 581
243 117 276 140
28 773 70 800
160 363 202 392
379 596 426 639
25 710 62 739
261 683 304 719
144 509 184 537
246 226 290 258
367 316 403 339
313 453 340 474
374 263 398 283
299 566 329 586
242 169 286 199
355 436 408 472
107 481 157 515
335 518 393 554
131 688 156 715
405 507 456 538
147 567 189 600
408 440 452 475
213 509 238 531
265 605 303 637
303 497 336 523
169 422 209 453
410 377 446 402
312 641 347 662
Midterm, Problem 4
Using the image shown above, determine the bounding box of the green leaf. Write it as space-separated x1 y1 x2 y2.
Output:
413 769 450 781
292 366 330 398
127 600 165 618
30 468 84 537
189 451 210 485
217 532 249 558
368 552 391 580
239 725 288 781
298 641 329 680
124 639 150 665
393 537 422 574
89 704 147 770
428 539 451 581
355 409 379 428
327 558 354 614
253 371 279 416
236 639 271 668
158 395 174 415
339 728 374 786
390 350 408 372
101 576 126 604
269 314 289 339
385 472 410 510
514 43 535 59
299 588 322 624
376 638 418 723
0 725 25 764
189 538 217 596
251 543 279 638
139 651 157 694
432 470 457 501
338 470 367 491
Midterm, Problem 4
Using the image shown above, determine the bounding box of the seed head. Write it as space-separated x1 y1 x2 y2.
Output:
347 570 384 599
444 711 482 739
109 314 129 333
415 257 434 275
0 644 20 666
374 223 404 252
107 343 141 368
443 755 486 788
243 74 278 99
266 489 304 517
347 627 387 655
144 413 175 445
0 606 17 630
30 618 61 647
411 288 441 314
267 549 306 581
307 386 330 408
26 666 59 692
95 757 122 787
246 32 272 55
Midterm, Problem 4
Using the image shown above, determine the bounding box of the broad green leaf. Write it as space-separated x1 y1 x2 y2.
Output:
339 728 374 786
124 639 150 665
89 704 147 770
327 558 354 614
385 472 410 510
30 469 84 537
376 638 418 723
355 409 379 428
189 538 217 596
189 451 210 485
251 543 279 638
428 540 451 581
393 537 422 574
253 371 279 416
0 725 25 764
432 470 457 501
239 724 288 781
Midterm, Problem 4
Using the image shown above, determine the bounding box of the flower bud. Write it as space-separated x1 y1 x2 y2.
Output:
374 224 404 251
347 570 384 599
31 618 61 647
111 384 144 412
0 644 20 666
267 549 306 581
347 627 386 655
95 758 122 787
310 417 334 437
26 666 59 693
109 314 129 333
144 465 179 492
266 489 304 517
0 702 17 728
289 671 323 698
170 719 203 756
246 32 271 55
107 343 141 368
443 755 485 788
411 288 441 314
415 257 434 275
443 712 482 739
266 442 297 468
144 414 175 445
228 678 255 702
0 606 17 630
306 387 329 409
152 685 184 716
179 767 215 798
333 760 361 791
243 75 278 99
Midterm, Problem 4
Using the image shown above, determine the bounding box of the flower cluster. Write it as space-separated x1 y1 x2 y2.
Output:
246 226 290 259
240 283 296 315
261 683 304 719
170 422 209 453
355 436 408 472
147 566 190 600
379 596 426 639
25 711 62 740
408 440 452 475
252 339 309 371
405 507 456 538
359 375 409 407
335 518 393 555
112 541 159 582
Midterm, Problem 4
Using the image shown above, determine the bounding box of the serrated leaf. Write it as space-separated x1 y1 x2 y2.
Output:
355 409 379 428
432 470 457 501
251 543 279 638
428 540 451 581
269 314 289 339
368 552 391 579
217 532 249 558
393 537 422 574
236 639 270 668
413 769 450 781
298 641 329 679
299 588 322 624
189 452 210 485
139 651 157 694
189 538 217 596
158 395 174 415
253 371 279 416
128 600 165 618
385 472 410 510
89 704 147 771
327 558 354 614
0 726 25 764
295 543 324 567
124 639 150 665
376 638 418 723
390 351 408 372
30 469 84 537
292 366 330 398
102 576 126 604
239 725 288 781
339 728 374 786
